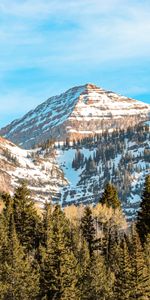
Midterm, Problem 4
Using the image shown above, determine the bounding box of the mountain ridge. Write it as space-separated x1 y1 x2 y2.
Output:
0 83 150 149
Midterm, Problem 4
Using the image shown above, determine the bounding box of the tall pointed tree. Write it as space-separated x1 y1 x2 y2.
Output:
100 182 121 209
114 237 131 300
1 193 14 236
13 181 41 251
0 212 9 298
129 227 150 300
80 206 96 257
40 204 79 300
144 234 150 289
0 215 39 300
137 175 150 244
80 252 112 300
41 201 53 248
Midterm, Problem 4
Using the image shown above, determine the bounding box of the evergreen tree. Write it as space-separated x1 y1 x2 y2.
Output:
100 182 121 209
80 206 96 257
40 205 79 300
13 181 41 251
137 175 150 244
80 252 112 300
106 233 121 273
0 213 9 298
114 237 131 300
77 238 90 294
129 227 150 300
0 216 39 300
144 234 150 286
42 201 53 248
1 193 14 239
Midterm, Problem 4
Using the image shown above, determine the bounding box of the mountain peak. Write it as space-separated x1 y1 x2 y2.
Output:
84 83 99 89
0 84 150 148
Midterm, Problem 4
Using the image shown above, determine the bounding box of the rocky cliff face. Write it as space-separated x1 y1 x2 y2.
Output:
1 84 150 148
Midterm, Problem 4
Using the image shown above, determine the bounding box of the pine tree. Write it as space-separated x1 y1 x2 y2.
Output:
13 181 41 251
80 206 96 257
0 213 9 298
78 237 90 289
114 237 131 300
0 215 39 300
106 232 121 273
144 234 150 288
42 201 53 248
1 193 14 235
100 182 121 209
145 233 150 269
40 205 79 300
129 227 150 300
137 175 150 244
80 252 112 300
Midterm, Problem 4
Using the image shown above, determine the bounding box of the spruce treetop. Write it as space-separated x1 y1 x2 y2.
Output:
100 182 121 209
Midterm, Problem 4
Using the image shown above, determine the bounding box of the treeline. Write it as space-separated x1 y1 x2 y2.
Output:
67 124 150 207
0 176 150 299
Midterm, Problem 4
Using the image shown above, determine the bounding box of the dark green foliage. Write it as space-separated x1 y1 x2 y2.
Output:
0 215 39 300
40 204 79 300
129 227 150 300
144 234 150 276
81 206 96 257
100 182 121 209
0 179 150 299
137 175 150 244
41 201 53 248
13 181 41 251
80 253 112 300
114 238 131 300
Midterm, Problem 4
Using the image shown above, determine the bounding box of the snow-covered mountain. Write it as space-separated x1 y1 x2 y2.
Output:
56 122 150 219
0 136 67 205
0 122 149 219
0 84 150 219
1 84 150 148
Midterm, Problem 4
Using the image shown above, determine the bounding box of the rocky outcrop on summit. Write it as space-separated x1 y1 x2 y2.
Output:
1 84 150 148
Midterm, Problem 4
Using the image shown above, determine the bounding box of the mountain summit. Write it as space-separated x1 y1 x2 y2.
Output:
1 83 150 148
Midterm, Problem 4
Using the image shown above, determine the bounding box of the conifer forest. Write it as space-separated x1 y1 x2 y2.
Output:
0 176 150 300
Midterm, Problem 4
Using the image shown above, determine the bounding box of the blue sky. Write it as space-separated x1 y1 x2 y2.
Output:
0 0 150 127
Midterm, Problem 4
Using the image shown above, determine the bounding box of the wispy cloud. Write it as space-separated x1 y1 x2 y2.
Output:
1 0 150 68
0 0 150 127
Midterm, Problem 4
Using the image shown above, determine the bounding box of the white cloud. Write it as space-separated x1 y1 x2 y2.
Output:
0 0 150 128
0 0 150 71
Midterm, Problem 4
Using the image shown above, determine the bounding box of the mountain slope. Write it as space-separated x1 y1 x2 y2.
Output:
0 122 149 219
1 84 150 148
56 122 150 219
0 137 67 205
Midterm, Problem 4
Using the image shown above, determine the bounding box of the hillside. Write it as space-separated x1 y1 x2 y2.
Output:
1 84 150 148
0 137 67 205
56 122 150 219
0 122 149 219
